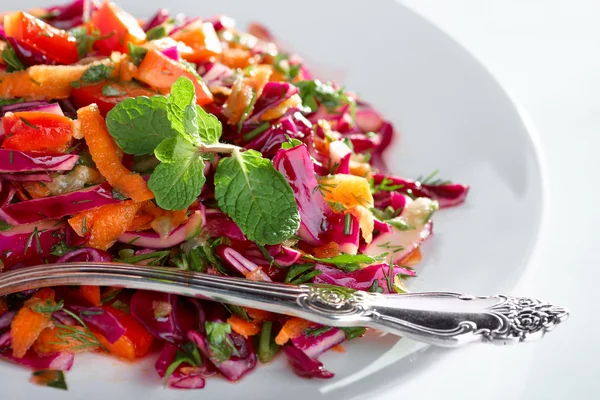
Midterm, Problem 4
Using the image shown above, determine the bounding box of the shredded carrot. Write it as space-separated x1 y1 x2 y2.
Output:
274 317 312 346
0 61 112 100
33 326 95 354
227 315 261 339
77 104 154 202
219 47 257 69
10 289 56 358
68 200 145 250
79 286 102 307
245 308 273 323
94 330 137 362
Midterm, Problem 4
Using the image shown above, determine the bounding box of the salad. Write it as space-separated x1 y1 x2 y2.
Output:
0 0 469 391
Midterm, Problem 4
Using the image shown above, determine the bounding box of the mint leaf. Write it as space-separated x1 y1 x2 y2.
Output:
106 96 178 155
127 43 148 66
70 27 114 59
146 25 167 41
196 105 222 144
214 149 300 245
205 321 238 364
148 152 206 210
167 77 196 139
302 253 388 272
154 135 198 163
183 103 201 144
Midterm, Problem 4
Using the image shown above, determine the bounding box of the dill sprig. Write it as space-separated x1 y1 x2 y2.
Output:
416 169 451 186
51 309 107 352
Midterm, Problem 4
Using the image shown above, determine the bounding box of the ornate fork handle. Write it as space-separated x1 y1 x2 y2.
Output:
0 263 568 347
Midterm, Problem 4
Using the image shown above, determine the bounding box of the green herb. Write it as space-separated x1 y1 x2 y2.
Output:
367 280 384 293
386 217 415 231
243 122 270 142
214 148 300 245
19 117 40 130
273 53 302 82
376 241 404 254
344 213 353 235
281 135 303 150
118 250 170 266
111 189 128 201
285 263 322 284
81 216 88 234
2 45 25 72
237 90 256 132
294 79 354 115
205 321 239 364
304 326 332 337
257 321 279 363
31 299 64 315
302 252 388 273
370 206 400 221
52 309 106 351
148 136 206 210
224 304 251 321
80 309 104 317
163 342 202 385
9 151 13 165
340 327 366 340
71 64 114 88
102 85 126 97
0 220 13 231
416 169 451 186
106 95 178 155
371 177 404 193
146 25 168 41
70 27 115 59
50 241 78 257
382 260 398 294
171 245 214 273
0 98 24 107
127 43 148 66
30 370 68 391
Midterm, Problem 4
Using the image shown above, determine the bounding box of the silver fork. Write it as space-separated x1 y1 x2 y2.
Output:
0 262 568 347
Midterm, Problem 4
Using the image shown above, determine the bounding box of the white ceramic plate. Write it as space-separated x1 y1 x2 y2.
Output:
2 0 545 398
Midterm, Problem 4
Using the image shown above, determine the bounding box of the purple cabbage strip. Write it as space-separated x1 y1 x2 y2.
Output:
0 332 11 348
372 174 470 208
203 209 246 241
0 182 120 225
245 82 298 125
69 305 126 344
0 312 16 330
313 263 416 293
56 248 112 263
0 150 78 173
155 343 207 390
284 346 334 379
1 173 52 182
144 8 169 31
0 181 15 208
243 245 302 267
245 111 311 158
216 246 272 281
291 328 345 359
0 219 65 270
0 350 74 371
44 0 90 30
5 37 53 67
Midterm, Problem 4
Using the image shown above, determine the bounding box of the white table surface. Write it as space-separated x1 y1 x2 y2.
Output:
377 1 599 399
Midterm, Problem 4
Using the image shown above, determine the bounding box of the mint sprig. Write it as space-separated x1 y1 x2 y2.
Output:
105 76 299 244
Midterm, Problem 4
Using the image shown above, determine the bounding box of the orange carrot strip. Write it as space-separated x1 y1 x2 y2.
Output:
227 315 261 339
10 289 56 358
33 326 95 354
274 318 312 346
77 104 154 202
330 344 346 353
94 330 136 362
0 62 112 100
68 201 145 250
245 308 273 323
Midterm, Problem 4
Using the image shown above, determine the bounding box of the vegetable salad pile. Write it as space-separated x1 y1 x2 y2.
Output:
0 0 469 391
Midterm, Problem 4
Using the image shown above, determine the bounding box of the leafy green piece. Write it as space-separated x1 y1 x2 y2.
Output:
106 96 178 155
154 135 198 163
146 25 168 41
50 241 78 257
214 149 300 245
163 342 202 386
148 152 206 210
30 370 68 391
273 53 302 82
257 321 279 363
2 45 25 72
224 304 251 321
102 85 126 97
71 64 114 88
340 327 367 340
281 136 303 150
367 280 384 293
303 252 388 273
304 326 333 337
196 105 222 144
167 76 196 139
285 263 322 284
127 43 148 66
31 299 64 315
386 217 415 231
294 79 354 114
205 321 238 364
0 220 13 231
70 27 114 59
0 98 24 107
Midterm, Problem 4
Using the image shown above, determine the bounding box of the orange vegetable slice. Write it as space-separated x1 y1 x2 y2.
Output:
274 318 312 346
79 285 102 307
76 104 154 202
10 289 56 358
2 111 73 153
227 315 261 339
317 174 374 210
171 20 222 63
33 326 96 354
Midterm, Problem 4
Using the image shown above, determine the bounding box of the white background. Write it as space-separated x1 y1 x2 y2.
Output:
387 1 599 399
